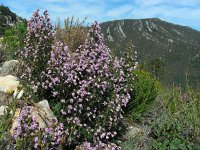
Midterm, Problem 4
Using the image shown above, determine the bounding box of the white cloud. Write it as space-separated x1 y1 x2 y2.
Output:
135 0 200 7
130 2 200 30
135 0 164 6
106 5 133 17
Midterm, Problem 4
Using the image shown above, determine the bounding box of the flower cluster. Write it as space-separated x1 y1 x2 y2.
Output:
12 106 38 140
38 122 66 149
11 106 66 149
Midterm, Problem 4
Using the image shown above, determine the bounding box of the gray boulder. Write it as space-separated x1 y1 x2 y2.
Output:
0 60 19 76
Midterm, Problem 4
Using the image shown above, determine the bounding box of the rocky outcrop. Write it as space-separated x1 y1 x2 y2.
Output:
0 60 19 76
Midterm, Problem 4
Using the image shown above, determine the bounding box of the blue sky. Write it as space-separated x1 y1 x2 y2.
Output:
0 0 200 31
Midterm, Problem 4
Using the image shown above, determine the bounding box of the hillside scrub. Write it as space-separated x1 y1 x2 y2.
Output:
1 8 199 150
148 86 200 149
120 86 200 150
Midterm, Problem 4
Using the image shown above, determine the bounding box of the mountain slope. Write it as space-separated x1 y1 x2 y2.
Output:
101 18 200 87
0 5 26 36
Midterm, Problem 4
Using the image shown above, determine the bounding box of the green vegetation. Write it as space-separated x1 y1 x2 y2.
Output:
124 69 160 120
121 85 200 150
0 47 6 65
2 22 26 50
148 86 200 149
140 58 166 80
0 5 27 62
2 22 26 59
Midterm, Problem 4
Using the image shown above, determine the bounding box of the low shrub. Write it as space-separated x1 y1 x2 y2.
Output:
54 17 88 51
0 98 17 149
124 69 160 120
149 122 194 150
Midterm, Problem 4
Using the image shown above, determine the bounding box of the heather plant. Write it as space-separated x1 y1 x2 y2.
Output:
76 141 120 150
18 10 53 98
121 45 138 87
18 9 137 148
38 22 135 148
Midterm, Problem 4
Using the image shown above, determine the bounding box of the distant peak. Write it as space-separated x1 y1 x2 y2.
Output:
139 18 161 21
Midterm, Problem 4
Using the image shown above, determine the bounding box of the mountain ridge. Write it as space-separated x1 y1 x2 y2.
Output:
101 18 200 32
100 18 200 87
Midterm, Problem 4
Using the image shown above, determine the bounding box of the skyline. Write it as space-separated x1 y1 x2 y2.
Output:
0 0 199 31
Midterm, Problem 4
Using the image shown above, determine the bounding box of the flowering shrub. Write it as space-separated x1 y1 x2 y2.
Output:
9 106 66 149
18 10 53 97
40 22 135 148
19 10 137 149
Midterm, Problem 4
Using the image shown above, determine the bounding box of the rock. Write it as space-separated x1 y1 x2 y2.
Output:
0 75 23 106
0 75 24 106
0 60 19 76
0 75 20 94
10 100 57 135
34 100 57 122
33 100 58 128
